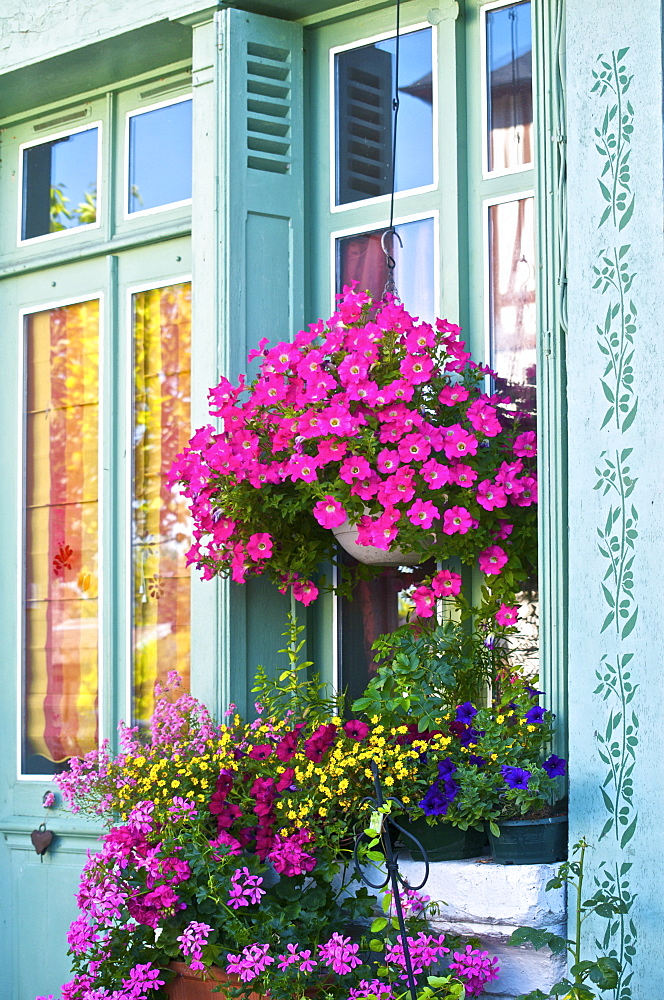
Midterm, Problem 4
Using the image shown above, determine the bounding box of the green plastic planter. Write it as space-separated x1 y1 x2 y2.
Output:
397 816 488 861
487 815 568 865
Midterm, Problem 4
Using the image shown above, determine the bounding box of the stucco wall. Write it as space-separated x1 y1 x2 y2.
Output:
0 0 210 70
566 0 664 994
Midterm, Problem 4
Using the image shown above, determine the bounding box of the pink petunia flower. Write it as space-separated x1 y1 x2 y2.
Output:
442 506 474 535
495 603 520 627
513 430 537 458
313 496 347 529
431 569 462 597
407 499 440 528
478 544 509 575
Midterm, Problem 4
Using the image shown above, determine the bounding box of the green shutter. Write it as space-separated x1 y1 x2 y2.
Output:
218 9 305 715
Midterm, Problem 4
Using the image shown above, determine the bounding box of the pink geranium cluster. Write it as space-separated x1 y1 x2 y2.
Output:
171 286 536 625
448 945 500 996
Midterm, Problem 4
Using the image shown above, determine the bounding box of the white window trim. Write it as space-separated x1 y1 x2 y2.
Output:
17 291 106 781
123 95 193 221
329 22 438 214
17 122 103 248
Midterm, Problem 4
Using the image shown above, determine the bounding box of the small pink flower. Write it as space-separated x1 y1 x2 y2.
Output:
246 533 273 560
513 431 537 458
478 544 509 575
475 480 508 511
292 580 319 605
495 603 519 627
512 476 538 506
431 569 462 597
339 456 372 483
313 496 347 528
449 463 477 487
438 384 470 407
442 506 474 535
442 425 478 461
377 448 401 474
411 585 436 618
407 499 440 528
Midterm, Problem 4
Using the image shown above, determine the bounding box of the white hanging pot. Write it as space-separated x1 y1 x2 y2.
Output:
331 518 424 566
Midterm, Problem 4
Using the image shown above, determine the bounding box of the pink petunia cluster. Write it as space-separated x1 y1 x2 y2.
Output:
448 944 500 996
170 286 537 623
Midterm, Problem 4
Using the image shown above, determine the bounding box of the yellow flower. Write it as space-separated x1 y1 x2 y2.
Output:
496 715 505 724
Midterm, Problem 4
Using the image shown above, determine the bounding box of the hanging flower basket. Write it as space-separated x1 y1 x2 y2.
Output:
331 517 423 565
170 286 537 624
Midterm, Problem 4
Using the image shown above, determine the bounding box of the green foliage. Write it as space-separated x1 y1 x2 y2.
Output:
353 619 499 731
510 839 626 1000
252 613 343 724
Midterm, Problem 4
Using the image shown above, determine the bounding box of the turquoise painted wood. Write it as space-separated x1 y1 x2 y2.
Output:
565 0 664 992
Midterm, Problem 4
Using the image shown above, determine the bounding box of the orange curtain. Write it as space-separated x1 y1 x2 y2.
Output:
132 283 192 727
24 300 100 771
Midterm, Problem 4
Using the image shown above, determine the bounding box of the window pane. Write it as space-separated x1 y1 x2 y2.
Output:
336 217 435 321
488 196 538 674
21 127 98 240
128 99 192 215
336 28 433 205
488 196 536 412
132 283 192 727
486 2 532 173
23 300 99 775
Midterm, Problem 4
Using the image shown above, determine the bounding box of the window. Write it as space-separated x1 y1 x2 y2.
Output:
3 67 194 775
308 0 538 694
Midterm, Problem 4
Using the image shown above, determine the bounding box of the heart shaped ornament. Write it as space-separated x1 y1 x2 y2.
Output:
31 827 53 855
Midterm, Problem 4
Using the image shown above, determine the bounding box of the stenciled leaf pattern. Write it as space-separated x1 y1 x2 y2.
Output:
593 246 637 432
593 653 638 844
593 450 638 637
591 48 634 230
593 862 637 999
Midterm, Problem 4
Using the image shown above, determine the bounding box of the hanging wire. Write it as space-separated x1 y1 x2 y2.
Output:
382 0 402 301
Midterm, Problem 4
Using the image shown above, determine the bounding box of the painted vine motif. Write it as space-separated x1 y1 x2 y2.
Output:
593 862 637 1000
591 48 634 230
592 246 637 432
594 449 638 638
590 45 638 1000
593 653 638 845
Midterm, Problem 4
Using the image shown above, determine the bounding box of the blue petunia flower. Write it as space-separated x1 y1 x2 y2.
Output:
455 701 478 725
525 705 546 724
501 765 531 790
542 754 566 777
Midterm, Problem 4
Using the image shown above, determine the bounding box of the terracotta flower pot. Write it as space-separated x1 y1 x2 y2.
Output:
331 519 423 566
166 962 264 1000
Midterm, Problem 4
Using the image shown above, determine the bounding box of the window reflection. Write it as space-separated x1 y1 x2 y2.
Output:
335 28 434 205
21 127 98 240
485 2 532 173
128 98 192 215
488 196 536 415
336 217 435 321
23 300 100 775
132 283 192 728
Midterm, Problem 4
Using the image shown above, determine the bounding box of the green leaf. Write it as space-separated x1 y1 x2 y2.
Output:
619 195 635 230
371 917 388 933
369 939 384 952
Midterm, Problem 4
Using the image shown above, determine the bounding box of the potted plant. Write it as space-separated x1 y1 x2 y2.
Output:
49 633 501 1000
406 675 567 866
170 285 537 626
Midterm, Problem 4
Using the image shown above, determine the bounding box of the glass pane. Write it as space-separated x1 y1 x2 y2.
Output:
486 2 532 173
128 99 192 214
21 127 98 240
336 28 433 205
336 217 435 321
132 283 192 728
23 300 99 775
339 558 434 706
488 196 536 413
488 196 538 674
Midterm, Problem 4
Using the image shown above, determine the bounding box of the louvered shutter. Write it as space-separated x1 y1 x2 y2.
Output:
336 44 393 205
219 8 304 373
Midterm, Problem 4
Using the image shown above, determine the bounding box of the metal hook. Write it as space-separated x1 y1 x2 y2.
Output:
381 228 403 301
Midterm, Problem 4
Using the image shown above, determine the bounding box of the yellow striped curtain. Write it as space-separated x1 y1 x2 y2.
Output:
24 300 99 773
132 283 192 726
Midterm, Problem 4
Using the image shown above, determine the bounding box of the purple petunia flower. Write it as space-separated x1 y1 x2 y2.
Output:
542 754 566 777
501 765 531 790
468 754 485 768
437 758 457 780
455 701 478 724
419 783 450 816
525 705 546 724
